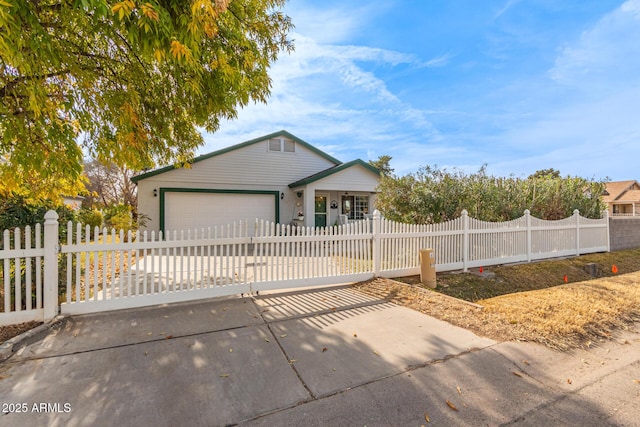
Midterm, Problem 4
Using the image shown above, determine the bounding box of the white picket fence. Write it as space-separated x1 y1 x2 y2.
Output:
0 209 610 324
377 209 610 277
0 212 59 326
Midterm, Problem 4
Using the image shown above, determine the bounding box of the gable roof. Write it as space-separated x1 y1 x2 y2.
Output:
288 159 380 188
603 180 640 203
131 130 342 183
616 189 640 203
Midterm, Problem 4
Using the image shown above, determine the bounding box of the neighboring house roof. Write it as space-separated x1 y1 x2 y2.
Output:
288 159 380 188
603 180 640 203
616 189 640 203
131 130 342 183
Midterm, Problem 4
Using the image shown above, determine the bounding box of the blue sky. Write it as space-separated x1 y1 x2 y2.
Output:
202 0 640 181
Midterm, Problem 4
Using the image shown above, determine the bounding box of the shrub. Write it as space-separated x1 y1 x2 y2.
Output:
103 204 133 231
77 208 103 229
375 165 607 223
0 194 78 304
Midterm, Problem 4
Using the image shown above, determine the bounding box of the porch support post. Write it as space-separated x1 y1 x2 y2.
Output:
304 185 316 227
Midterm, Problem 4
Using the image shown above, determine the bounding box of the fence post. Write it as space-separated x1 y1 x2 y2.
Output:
43 210 59 321
574 209 580 256
372 210 381 277
524 209 532 263
461 209 469 272
604 209 610 252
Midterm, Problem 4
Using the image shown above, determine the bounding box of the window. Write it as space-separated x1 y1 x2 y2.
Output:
268 138 295 153
342 195 369 220
354 196 369 219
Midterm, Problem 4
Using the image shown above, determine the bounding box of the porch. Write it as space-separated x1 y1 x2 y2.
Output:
290 190 376 228
286 159 381 228
611 203 640 217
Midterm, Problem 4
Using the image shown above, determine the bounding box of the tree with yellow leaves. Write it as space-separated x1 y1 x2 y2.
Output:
0 0 293 202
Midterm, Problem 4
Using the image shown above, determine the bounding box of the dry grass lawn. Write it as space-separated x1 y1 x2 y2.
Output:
480 274 640 349
396 248 640 302
355 273 640 350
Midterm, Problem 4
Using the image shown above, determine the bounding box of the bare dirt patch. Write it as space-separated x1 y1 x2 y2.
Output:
0 321 42 344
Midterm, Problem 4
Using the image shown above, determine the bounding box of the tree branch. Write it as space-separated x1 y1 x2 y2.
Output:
1 70 70 98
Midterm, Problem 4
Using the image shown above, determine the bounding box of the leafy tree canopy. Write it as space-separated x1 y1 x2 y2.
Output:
0 0 293 200
529 168 561 180
369 155 394 177
0 159 86 204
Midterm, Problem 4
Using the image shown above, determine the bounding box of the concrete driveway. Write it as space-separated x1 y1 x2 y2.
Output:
1 284 639 426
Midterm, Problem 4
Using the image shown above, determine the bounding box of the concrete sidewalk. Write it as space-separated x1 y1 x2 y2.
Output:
0 284 638 426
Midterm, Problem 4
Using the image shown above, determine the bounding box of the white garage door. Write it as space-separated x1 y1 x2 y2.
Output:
164 191 276 233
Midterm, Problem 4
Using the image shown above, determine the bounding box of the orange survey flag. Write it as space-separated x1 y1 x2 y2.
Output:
612 265 619 274
563 275 568 283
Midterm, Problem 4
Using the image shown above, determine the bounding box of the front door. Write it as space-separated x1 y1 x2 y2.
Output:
315 195 328 227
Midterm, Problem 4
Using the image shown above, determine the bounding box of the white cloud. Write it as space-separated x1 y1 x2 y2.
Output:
471 0 640 180
202 1 640 182
549 0 640 88
283 2 374 44
495 0 522 19
268 34 424 103
419 53 454 69
203 7 443 163
482 87 640 179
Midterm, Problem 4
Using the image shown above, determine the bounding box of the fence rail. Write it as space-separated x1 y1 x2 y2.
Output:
0 209 610 324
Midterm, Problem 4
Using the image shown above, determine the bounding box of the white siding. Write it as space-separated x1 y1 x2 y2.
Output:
137 139 338 232
146 141 336 186
309 165 379 192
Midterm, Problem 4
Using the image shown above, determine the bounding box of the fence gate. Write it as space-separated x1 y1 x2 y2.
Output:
58 219 374 316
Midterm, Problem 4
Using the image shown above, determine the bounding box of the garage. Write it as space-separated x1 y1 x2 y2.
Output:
161 190 278 234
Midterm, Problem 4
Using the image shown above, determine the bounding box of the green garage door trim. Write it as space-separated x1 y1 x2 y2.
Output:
159 188 280 233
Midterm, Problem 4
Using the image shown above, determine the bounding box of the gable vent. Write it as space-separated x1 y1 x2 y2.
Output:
268 138 295 153
268 139 281 152
283 139 295 152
